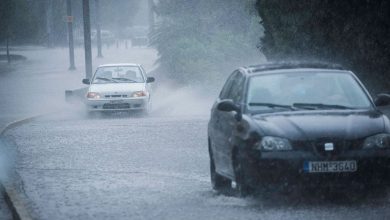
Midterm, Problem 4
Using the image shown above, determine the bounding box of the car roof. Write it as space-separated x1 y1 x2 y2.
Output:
242 62 347 75
246 68 353 77
98 63 141 68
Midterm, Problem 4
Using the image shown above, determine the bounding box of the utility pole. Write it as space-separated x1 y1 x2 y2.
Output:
148 0 155 33
66 0 76 70
95 0 103 58
82 0 93 79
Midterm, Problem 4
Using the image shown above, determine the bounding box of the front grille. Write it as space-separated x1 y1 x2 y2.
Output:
313 140 346 157
104 95 128 98
292 139 364 158
102 103 130 109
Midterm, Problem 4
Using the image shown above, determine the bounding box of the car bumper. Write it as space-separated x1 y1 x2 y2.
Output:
247 149 390 187
85 97 149 111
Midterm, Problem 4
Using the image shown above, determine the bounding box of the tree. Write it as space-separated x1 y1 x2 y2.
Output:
0 0 38 62
0 0 141 48
0 0 42 61
150 0 264 86
256 0 390 92
0 0 14 63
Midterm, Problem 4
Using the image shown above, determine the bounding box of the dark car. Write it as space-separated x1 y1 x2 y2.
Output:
208 63 390 196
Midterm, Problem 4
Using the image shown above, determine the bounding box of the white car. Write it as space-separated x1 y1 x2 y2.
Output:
82 63 155 114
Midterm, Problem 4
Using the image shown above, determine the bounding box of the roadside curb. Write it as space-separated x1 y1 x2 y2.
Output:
0 115 46 136
0 114 48 220
0 182 32 220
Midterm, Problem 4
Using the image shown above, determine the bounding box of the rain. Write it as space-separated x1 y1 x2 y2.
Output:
1 0 390 219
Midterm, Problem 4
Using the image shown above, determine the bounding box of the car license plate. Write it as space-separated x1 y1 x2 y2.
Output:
303 161 357 173
110 100 124 104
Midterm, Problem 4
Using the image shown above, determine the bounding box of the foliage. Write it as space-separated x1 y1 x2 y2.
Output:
0 0 140 46
98 0 139 29
150 0 264 86
256 0 390 92
0 0 40 44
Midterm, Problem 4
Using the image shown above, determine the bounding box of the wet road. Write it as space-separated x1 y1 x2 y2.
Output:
0 46 158 220
3 111 390 220
2 47 390 219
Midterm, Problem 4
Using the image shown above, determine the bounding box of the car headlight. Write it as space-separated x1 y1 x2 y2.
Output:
257 136 292 151
132 91 148 97
363 134 390 149
87 92 101 99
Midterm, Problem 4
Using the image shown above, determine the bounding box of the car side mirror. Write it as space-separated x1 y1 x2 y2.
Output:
375 93 390 107
82 78 90 85
217 99 242 121
146 77 155 83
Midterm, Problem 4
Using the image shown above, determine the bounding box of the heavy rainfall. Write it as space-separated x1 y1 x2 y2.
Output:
1 0 390 219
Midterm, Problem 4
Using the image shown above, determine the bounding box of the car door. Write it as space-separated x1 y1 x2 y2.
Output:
212 71 246 177
209 72 236 174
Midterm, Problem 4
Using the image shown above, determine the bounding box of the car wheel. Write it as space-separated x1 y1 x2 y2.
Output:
142 100 152 116
233 149 255 197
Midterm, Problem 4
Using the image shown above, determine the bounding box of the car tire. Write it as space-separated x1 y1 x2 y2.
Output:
209 142 231 192
233 149 255 197
142 99 152 116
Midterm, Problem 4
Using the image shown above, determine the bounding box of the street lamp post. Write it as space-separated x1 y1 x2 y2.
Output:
82 0 93 79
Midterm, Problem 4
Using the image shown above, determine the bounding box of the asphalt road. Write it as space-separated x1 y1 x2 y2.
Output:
3 111 390 220
2 47 390 220
0 45 158 220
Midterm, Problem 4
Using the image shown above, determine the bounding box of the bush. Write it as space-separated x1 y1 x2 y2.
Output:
150 0 264 86
256 0 390 93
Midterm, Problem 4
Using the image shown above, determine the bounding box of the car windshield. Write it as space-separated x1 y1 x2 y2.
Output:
92 66 144 84
247 71 372 112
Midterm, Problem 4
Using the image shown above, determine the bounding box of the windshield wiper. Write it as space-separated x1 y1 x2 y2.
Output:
112 77 137 83
292 103 354 110
249 102 296 110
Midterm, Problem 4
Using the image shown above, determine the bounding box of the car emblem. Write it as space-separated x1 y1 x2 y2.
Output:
324 143 334 151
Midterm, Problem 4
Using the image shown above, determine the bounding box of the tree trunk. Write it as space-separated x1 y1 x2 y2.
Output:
6 34 10 64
